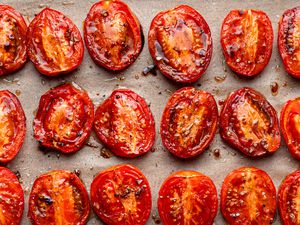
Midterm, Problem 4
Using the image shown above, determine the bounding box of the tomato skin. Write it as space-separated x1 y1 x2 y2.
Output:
90 164 152 225
148 5 212 83
84 0 143 71
221 9 273 77
160 87 218 158
158 171 218 225
221 167 276 225
28 170 90 225
0 5 27 76
33 83 94 153
94 89 155 158
27 8 84 76
220 87 281 157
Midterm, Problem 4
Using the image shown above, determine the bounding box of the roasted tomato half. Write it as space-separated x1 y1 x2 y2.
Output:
148 5 212 83
221 167 276 225
94 89 155 158
91 164 152 225
220 87 281 157
0 5 27 76
27 8 84 76
160 87 218 158
158 171 218 225
28 170 90 225
84 0 143 71
0 90 26 163
33 83 94 153
278 170 300 225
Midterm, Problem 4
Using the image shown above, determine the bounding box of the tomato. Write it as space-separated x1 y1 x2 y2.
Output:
278 170 300 225
90 164 152 225
27 8 84 76
148 5 212 83
33 83 94 153
160 87 218 158
28 170 90 225
94 89 155 158
221 167 276 225
0 90 26 163
84 0 143 71
220 87 281 157
0 5 27 76
158 171 218 225
221 10 273 77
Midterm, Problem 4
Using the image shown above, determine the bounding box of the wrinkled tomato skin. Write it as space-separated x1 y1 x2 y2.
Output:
94 89 155 158
220 87 281 157
158 171 218 225
278 170 300 225
91 164 152 225
28 170 90 225
160 87 218 158
27 8 84 76
33 83 94 153
84 0 143 71
148 5 212 83
221 167 277 225
0 5 27 76
0 90 26 163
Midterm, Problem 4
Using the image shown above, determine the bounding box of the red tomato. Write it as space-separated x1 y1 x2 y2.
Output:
0 5 27 76
148 5 212 83
0 90 26 163
278 170 300 225
27 8 84 76
90 164 152 225
160 87 218 158
28 170 90 225
33 83 94 153
94 89 155 158
221 9 273 77
221 167 276 225
220 87 281 157
84 0 143 71
158 171 218 225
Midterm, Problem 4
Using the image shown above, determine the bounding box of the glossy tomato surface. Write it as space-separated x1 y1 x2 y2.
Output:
84 0 143 71
0 5 27 76
91 164 152 225
158 171 218 225
94 89 155 158
27 8 84 76
0 90 26 163
148 5 212 83
33 83 94 153
28 170 90 225
221 167 276 225
160 87 218 158
220 87 281 157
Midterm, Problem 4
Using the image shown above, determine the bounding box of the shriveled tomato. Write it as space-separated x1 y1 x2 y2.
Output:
278 170 300 225
27 8 84 76
158 171 218 225
148 5 212 83
221 167 276 225
160 87 218 158
84 0 143 71
220 87 281 157
0 5 27 76
91 164 152 225
33 83 94 153
221 10 273 77
0 90 26 163
28 170 90 225
94 89 155 158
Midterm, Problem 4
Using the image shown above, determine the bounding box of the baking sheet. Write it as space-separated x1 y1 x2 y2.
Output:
1 0 299 224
